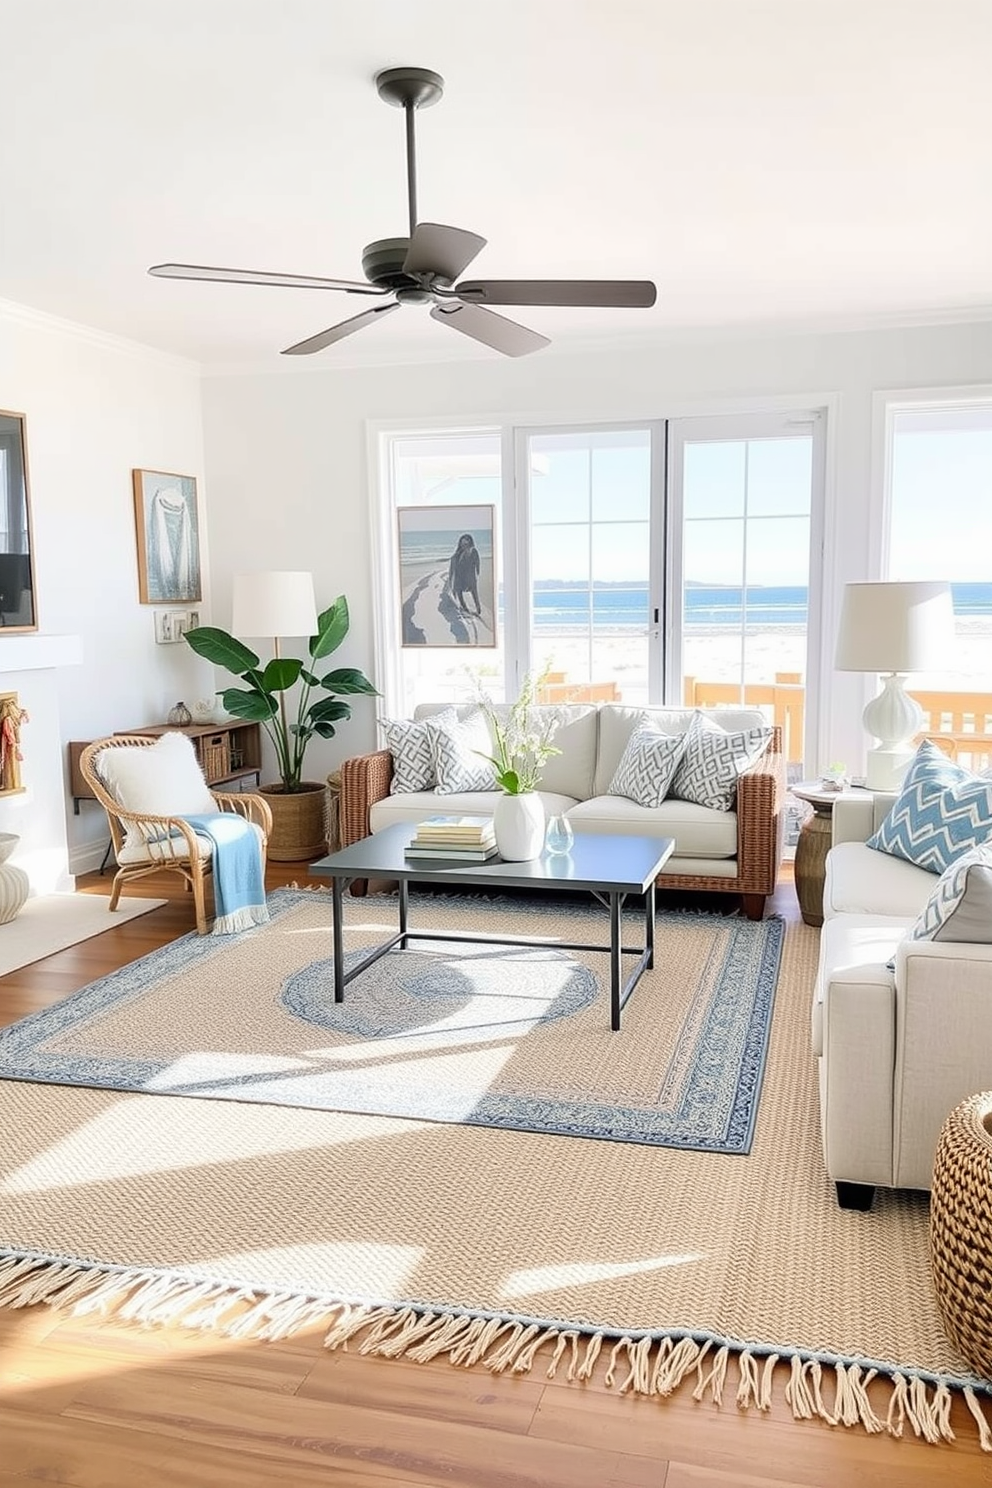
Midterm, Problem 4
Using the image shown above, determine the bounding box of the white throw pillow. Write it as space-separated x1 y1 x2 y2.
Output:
427 709 499 794
671 713 774 812
908 844 992 943
381 710 457 794
608 725 689 808
97 733 215 818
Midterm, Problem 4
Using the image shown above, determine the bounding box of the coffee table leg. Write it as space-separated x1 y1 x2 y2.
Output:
645 877 655 968
610 891 622 1031
332 876 345 1003
398 878 409 947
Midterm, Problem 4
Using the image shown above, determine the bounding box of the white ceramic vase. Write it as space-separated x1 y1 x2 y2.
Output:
0 832 29 924
493 792 545 861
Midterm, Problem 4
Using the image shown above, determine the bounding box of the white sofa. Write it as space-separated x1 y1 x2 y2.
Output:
339 703 785 919
815 792 992 1207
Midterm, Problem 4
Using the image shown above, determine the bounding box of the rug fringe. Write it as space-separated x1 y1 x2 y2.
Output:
0 1253 988 1452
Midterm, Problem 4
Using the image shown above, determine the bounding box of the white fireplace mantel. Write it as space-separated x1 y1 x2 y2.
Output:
0 633 83 672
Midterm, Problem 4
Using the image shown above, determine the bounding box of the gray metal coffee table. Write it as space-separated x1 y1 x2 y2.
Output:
310 824 674 1031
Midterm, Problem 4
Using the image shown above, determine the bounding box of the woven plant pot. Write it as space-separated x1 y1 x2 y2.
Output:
930 1089 992 1377
260 782 328 863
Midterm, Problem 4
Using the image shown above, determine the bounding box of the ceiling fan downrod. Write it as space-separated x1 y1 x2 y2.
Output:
375 67 444 237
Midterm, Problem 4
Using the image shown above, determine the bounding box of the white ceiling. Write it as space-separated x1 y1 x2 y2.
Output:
2 0 990 370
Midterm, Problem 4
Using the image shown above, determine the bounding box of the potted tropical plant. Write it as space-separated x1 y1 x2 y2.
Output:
184 596 377 861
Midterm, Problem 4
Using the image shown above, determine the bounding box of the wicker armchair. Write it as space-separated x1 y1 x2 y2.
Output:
339 717 785 918
80 735 273 935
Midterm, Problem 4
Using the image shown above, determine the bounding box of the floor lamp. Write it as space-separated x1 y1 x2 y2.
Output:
231 571 319 746
834 580 955 791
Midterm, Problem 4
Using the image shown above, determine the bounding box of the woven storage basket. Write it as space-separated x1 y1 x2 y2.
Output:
200 733 231 783
930 1089 992 1378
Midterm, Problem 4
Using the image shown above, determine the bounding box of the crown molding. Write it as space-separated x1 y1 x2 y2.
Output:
199 300 992 378
0 297 201 375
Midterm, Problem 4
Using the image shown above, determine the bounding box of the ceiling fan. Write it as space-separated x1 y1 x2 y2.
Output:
148 67 657 358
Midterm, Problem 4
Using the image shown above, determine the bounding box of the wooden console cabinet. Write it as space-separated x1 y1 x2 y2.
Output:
69 721 263 810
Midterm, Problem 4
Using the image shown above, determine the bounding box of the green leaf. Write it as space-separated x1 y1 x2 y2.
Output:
185 627 260 675
319 666 378 696
308 698 351 724
219 687 278 722
500 768 521 794
260 657 303 691
309 597 349 661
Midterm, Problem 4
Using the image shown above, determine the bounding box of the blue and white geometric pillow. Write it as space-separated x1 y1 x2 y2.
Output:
427 709 499 794
867 740 992 876
608 725 689 808
908 844 992 942
670 713 775 813
381 710 457 794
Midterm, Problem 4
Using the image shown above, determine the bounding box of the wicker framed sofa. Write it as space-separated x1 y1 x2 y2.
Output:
339 703 786 919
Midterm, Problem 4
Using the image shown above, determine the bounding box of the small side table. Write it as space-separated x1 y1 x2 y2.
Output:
790 782 868 927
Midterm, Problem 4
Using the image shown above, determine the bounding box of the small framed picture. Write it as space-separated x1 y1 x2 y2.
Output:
132 469 202 604
397 504 496 648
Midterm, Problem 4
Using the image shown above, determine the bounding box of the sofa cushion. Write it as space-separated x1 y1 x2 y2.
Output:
823 840 937 921
97 732 215 818
381 710 457 793
670 713 774 812
593 705 769 797
608 724 689 807
908 844 992 943
425 710 499 794
414 702 598 801
866 739 992 875
567 794 738 859
370 789 579 835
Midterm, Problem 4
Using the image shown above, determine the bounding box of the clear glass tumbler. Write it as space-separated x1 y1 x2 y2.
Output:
545 813 575 855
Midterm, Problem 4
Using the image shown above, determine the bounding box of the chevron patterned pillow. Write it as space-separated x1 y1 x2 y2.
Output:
867 740 992 875
381 710 457 794
608 725 689 808
908 843 992 942
671 713 774 812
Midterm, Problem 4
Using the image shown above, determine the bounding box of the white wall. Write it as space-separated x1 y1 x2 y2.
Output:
0 303 219 876
201 317 992 783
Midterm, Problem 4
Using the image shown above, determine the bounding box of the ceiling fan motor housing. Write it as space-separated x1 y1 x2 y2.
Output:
361 237 433 302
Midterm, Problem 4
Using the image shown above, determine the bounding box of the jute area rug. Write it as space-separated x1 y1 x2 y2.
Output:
0 889 783 1154
0 889 988 1453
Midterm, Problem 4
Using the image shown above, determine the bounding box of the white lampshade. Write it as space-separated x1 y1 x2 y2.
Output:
834 580 955 790
231 571 318 639
834 581 954 674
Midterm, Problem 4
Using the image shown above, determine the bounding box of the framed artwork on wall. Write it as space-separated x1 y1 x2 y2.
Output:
397 503 497 647
0 410 38 633
132 469 202 604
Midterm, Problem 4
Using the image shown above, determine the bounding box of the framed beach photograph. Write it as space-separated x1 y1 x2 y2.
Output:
132 469 202 604
397 504 497 648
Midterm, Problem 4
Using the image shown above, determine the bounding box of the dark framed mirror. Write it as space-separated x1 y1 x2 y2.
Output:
0 411 37 632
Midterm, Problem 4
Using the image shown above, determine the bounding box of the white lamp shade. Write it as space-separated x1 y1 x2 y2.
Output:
834 581 955 674
231 571 318 639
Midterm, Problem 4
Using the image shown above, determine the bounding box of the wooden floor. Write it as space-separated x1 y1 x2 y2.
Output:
0 862 989 1487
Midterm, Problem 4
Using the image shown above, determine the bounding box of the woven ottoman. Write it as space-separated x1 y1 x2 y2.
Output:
930 1090 992 1378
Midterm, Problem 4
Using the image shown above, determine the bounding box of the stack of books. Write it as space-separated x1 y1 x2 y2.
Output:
405 814 498 862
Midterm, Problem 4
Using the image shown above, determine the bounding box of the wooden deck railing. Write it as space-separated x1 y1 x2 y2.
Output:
683 677 992 773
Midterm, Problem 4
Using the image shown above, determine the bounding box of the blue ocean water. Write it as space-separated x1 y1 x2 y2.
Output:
531 582 992 629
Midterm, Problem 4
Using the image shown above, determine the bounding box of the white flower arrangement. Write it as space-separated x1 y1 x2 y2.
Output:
474 669 562 794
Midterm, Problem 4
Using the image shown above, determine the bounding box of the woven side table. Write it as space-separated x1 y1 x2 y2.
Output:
930 1090 992 1377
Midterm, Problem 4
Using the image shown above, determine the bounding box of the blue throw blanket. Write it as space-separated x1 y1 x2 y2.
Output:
182 813 270 935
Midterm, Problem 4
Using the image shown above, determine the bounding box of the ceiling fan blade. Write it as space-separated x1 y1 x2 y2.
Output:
430 302 549 358
148 263 386 295
454 279 657 308
403 223 487 282
281 302 401 356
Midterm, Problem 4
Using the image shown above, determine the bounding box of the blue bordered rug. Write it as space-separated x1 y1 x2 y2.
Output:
0 888 784 1154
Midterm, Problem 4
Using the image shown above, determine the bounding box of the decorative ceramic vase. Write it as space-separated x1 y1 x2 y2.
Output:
167 701 193 726
493 792 545 861
0 832 29 924
545 813 575 855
